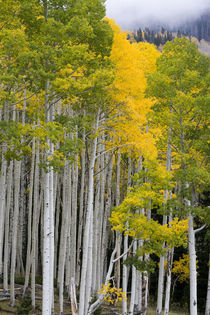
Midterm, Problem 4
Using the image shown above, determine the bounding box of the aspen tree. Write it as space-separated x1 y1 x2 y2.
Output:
76 127 86 286
79 112 99 315
147 37 209 315
31 137 40 308
205 254 210 315
10 109 22 307
3 160 13 293
23 135 35 296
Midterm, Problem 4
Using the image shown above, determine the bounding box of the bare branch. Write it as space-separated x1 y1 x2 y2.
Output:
112 240 134 263
194 224 206 234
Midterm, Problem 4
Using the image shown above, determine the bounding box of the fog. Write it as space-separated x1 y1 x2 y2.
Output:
105 0 210 30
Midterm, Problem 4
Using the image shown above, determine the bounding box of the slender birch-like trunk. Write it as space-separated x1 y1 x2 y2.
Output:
10 158 21 307
98 138 106 284
115 151 121 289
23 136 35 295
100 153 114 288
42 81 54 315
93 152 101 292
123 155 131 315
188 214 197 315
71 148 78 281
205 254 210 315
70 278 79 315
0 105 8 281
164 198 173 315
156 216 167 315
17 160 26 276
76 128 86 286
10 105 24 307
157 134 172 315
58 163 71 315
142 208 151 315
31 138 40 309
85 210 93 315
79 112 99 315
129 240 137 315
3 161 13 293
0 149 7 281
54 178 61 279
88 244 117 315
164 246 174 315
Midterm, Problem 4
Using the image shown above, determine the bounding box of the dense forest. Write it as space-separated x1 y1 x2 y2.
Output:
132 11 210 44
0 1 209 315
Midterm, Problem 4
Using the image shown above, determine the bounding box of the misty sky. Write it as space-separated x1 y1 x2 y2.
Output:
105 0 210 30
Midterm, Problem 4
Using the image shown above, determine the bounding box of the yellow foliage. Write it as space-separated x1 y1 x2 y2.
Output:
172 254 199 282
105 19 160 158
98 283 127 304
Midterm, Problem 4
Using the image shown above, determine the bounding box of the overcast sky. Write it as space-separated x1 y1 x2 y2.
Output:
105 0 210 30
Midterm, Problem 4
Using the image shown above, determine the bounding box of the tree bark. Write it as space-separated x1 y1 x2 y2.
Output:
79 112 99 315
205 254 210 315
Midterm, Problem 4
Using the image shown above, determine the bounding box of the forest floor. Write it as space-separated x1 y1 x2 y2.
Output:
0 284 190 314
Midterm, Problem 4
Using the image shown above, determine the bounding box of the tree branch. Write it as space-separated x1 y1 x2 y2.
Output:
112 240 134 263
194 224 206 234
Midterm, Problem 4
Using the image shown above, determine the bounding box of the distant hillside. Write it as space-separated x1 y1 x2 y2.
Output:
128 15 210 57
178 12 210 42
132 11 210 42
128 11 210 56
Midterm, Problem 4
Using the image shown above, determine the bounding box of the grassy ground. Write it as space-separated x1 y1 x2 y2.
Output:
0 284 190 314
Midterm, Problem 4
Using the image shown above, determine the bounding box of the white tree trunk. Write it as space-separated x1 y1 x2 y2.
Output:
71 137 79 282
76 128 86 286
100 153 114 289
3 160 13 292
129 240 137 315
58 163 71 315
93 154 101 292
0 144 7 281
70 277 79 315
164 247 174 315
115 151 121 289
42 81 54 315
88 244 117 315
164 204 173 315
188 214 197 315
205 254 210 315
85 210 93 315
10 158 21 307
79 112 99 315
156 216 167 315
31 138 40 309
123 155 131 314
23 136 35 295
